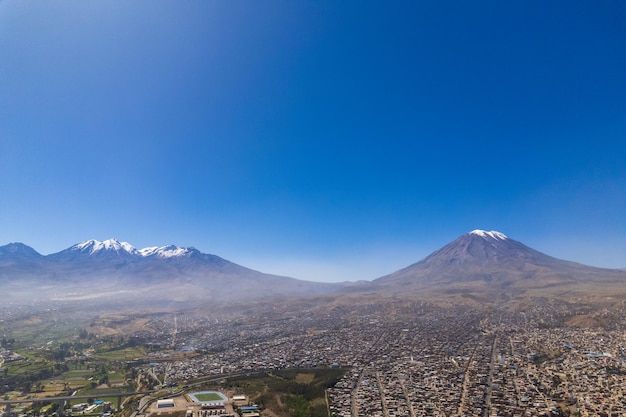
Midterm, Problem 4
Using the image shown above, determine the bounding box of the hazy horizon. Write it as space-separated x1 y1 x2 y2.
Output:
2 228 624 284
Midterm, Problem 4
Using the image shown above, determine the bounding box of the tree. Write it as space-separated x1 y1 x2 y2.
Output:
22 380 33 394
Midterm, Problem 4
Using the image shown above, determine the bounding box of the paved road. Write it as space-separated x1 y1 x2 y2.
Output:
397 372 416 417
375 371 390 417
0 391 155 405
483 334 498 417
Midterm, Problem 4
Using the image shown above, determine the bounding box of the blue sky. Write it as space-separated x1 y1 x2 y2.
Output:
1 1 625 281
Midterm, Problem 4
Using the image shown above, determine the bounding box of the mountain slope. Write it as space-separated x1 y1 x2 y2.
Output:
0 239 342 304
3 233 624 307
0 242 44 260
0 242 48 278
366 230 626 301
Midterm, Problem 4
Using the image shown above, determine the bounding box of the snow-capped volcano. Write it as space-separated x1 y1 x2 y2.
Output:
369 229 626 298
63 239 196 260
415 229 541 267
0 239 345 304
71 238 138 255
469 229 508 241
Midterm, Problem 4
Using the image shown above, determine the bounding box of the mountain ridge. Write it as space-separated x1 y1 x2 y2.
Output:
0 239 344 304
2 231 625 307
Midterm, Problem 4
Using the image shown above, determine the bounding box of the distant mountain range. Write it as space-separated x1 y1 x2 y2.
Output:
0 239 345 304
1 231 625 306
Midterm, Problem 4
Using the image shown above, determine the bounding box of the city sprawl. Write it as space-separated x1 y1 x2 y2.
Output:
32 300 621 417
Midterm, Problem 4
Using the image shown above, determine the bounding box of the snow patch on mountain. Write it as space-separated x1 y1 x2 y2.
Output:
70 239 194 258
72 239 138 255
137 246 159 257
138 245 191 258
469 230 508 241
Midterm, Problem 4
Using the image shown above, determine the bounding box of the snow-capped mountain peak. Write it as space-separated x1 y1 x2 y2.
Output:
138 245 191 258
137 246 159 257
469 229 508 241
71 238 137 255
65 239 194 259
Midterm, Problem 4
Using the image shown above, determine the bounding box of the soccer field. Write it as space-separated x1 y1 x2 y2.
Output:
194 393 222 402
189 391 227 403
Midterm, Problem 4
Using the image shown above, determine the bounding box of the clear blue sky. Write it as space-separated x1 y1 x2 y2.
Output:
1 1 625 281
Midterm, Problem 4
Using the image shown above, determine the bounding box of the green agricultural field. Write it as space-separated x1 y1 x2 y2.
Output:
66 381 88 390
63 369 93 379
5 318 86 346
75 386 131 405
4 359 50 375
107 371 125 385
94 347 146 361
40 381 67 396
